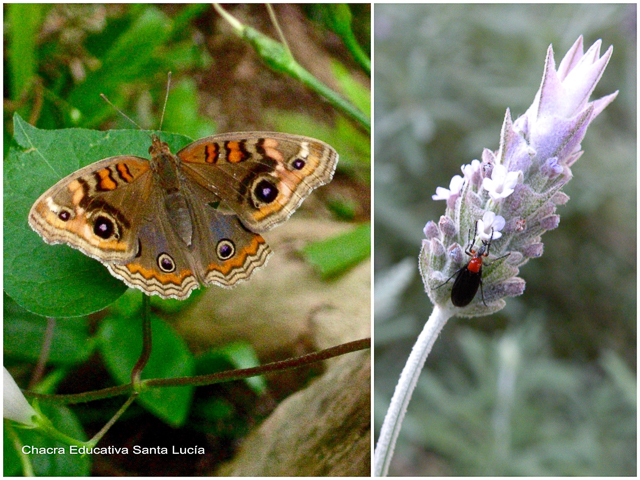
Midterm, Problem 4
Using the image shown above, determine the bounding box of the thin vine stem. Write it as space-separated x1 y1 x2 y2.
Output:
29 317 55 389
24 338 371 404
131 294 152 391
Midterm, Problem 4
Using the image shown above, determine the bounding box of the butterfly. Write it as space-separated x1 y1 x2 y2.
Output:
29 131 338 300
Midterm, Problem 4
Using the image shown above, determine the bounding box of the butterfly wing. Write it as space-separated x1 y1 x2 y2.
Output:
107 187 272 300
191 202 272 290
28 156 154 264
176 132 338 233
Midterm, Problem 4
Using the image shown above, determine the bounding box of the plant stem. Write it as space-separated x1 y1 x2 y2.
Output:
24 339 370 404
214 3 370 132
88 394 139 447
131 294 152 392
374 304 454 476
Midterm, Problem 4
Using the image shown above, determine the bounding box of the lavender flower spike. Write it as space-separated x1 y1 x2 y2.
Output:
420 36 618 317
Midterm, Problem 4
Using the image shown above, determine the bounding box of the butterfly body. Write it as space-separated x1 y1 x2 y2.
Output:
29 133 338 300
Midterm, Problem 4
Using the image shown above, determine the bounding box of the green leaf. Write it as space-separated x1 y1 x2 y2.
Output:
326 197 358 221
331 60 371 119
319 4 370 74
195 397 236 423
3 427 21 476
196 342 266 395
7 404 91 476
3 294 94 364
4 113 192 318
98 303 195 427
169 4 212 36
302 223 371 278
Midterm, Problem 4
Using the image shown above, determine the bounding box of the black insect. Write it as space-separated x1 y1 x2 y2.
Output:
436 222 509 307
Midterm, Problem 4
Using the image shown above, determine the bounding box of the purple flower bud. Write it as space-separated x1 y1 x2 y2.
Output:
551 191 570 205
540 214 560 231
423 220 440 239
491 278 526 299
447 243 463 266
541 157 563 178
522 243 544 258
506 251 524 264
431 238 446 257
439 216 457 238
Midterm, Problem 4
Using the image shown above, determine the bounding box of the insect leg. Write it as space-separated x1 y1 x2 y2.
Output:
434 266 464 289
465 221 479 256
479 276 488 306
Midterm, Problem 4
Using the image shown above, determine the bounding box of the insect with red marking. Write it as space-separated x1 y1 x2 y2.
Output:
436 221 509 307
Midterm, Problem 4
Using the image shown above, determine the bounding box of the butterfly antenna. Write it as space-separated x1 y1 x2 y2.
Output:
99 93 142 130
159 71 172 132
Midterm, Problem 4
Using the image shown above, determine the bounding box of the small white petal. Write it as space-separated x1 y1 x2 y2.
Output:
477 212 506 241
482 165 518 200
482 211 497 226
4 367 38 427
449 175 464 193
492 215 506 232
432 175 464 201
505 171 520 189
432 187 450 201
461 159 481 179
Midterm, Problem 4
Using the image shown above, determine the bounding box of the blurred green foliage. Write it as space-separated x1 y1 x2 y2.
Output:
302 223 371 278
374 4 635 476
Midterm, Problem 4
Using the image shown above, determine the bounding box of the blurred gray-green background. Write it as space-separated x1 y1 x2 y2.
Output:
374 4 636 476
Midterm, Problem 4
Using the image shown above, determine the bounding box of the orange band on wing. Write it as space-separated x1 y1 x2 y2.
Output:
207 235 266 275
225 141 248 164
96 168 117 191
205 143 219 164
116 163 134 182
122 263 194 286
